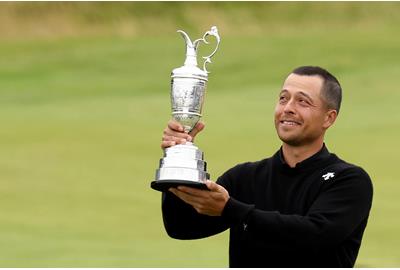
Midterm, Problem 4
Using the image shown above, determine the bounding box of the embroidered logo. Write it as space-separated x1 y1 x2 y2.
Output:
322 172 335 181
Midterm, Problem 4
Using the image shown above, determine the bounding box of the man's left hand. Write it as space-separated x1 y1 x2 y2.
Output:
169 180 230 216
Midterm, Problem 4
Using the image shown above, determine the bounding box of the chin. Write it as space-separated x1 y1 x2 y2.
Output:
277 133 303 146
281 139 303 146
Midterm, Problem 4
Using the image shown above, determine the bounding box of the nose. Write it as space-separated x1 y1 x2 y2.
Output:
283 99 296 115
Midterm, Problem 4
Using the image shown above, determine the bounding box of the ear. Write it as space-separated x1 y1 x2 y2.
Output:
322 109 338 129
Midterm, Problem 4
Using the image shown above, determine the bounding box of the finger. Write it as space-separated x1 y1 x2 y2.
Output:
168 119 184 132
162 135 187 144
177 185 208 197
169 187 178 194
161 140 176 149
170 188 203 205
163 129 192 141
189 121 205 139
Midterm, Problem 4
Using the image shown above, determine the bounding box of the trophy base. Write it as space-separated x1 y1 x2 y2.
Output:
151 179 208 192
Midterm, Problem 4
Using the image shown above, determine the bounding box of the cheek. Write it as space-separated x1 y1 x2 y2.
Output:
307 112 325 129
274 104 282 118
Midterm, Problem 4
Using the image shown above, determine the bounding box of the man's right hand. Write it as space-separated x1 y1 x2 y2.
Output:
161 120 205 149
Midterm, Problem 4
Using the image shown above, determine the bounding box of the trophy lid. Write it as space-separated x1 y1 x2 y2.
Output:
171 26 220 81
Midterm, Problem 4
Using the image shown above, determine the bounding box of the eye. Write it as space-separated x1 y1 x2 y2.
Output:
298 98 310 106
279 95 288 104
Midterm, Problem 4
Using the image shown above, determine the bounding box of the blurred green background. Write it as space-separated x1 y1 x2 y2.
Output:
0 2 399 267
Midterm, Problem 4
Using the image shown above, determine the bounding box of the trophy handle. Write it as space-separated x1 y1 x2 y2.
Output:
193 26 221 73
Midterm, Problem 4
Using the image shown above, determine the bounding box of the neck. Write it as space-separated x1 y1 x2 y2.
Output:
282 139 324 168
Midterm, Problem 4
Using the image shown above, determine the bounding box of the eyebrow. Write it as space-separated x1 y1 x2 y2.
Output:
279 89 289 96
298 91 313 102
280 89 315 103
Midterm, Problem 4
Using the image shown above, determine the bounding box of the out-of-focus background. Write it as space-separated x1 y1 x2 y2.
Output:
0 2 399 267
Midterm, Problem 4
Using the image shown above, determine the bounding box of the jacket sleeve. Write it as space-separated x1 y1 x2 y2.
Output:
161 189 230 239
221 166 373 248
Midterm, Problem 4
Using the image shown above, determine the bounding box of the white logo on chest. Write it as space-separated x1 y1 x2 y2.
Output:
322 172 335 181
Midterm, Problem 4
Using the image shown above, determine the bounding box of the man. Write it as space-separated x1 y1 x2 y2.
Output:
159 66 373 267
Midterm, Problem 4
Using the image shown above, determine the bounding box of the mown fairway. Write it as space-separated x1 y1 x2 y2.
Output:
0 2 399 267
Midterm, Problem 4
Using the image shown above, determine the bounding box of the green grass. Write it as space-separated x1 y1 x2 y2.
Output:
1 2 400 267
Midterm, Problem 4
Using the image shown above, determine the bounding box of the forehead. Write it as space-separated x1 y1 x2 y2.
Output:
281 73 324 97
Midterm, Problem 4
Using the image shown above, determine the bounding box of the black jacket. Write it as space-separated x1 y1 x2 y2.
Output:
161 145 373 267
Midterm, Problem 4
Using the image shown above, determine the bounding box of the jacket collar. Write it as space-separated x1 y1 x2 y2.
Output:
275 143 331 172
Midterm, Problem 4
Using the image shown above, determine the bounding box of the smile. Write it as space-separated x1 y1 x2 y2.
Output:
280 120 301 126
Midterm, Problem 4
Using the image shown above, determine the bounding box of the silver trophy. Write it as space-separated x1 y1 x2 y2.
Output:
151 26 221 192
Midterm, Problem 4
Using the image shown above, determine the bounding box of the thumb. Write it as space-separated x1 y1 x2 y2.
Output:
205 180 220 191
189 121 205 140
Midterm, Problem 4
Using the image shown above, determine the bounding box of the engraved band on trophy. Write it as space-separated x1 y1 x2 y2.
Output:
151 26 221 192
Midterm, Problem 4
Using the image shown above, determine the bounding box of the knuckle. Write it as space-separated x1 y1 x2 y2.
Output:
197 205 205 213
169 122 178 130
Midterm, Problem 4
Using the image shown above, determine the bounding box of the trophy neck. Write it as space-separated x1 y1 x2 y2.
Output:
184 46 198 67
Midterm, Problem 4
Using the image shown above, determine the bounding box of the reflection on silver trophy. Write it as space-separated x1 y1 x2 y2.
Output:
151 26 221 192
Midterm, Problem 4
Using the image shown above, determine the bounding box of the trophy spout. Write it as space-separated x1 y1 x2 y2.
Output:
177 30 198 67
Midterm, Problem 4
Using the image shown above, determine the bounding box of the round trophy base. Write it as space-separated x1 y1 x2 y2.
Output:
151 180 208 192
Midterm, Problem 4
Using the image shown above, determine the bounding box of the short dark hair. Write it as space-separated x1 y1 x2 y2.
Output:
291 66 342 114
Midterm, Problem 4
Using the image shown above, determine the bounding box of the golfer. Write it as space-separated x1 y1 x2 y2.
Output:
160 66 373 267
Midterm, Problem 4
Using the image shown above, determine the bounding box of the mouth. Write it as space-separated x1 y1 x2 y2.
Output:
279 120 302 126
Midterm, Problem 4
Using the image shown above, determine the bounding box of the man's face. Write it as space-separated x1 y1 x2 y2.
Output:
274 73 332 146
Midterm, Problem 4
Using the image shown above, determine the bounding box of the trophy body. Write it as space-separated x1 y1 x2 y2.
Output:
151 26 220 192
